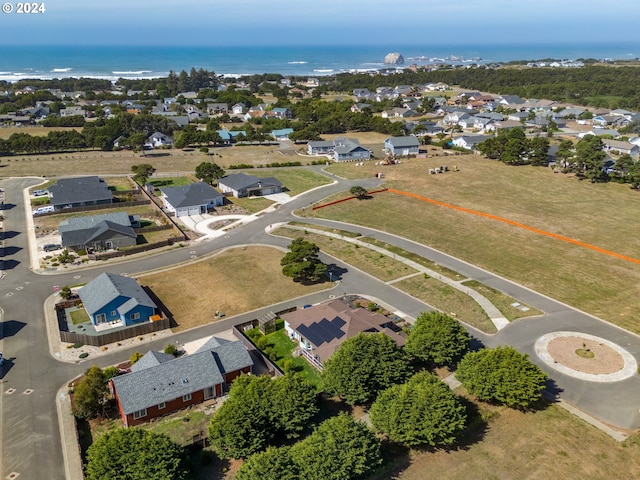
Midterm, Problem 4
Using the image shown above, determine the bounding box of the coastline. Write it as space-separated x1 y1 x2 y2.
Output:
1 42 640 82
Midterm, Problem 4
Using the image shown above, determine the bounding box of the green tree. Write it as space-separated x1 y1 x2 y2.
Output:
235 446 299 480
131 163 155 185
163 344 179 357
280 238 328 283
290 413 382 480
126 132 148 153
527 137 550 166
405 311 470 367
456 346 548 409
322 332 412 405
195 161 225 185
370 371 467 448
72 366 110 420
85 428 189 480
572 135 607 182
349 185 368 198
130 351 143 365
208 374 317 458
59 285 73 300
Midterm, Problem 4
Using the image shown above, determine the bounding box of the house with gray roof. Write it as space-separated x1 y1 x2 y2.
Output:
161 182 224 217
48 176 113 211
218 173 283 198
110 336 253 427
307 137 371 162
78 272 157 328
58 211 137 252
452 134 493 150
384 136 420 155
270 128 294 141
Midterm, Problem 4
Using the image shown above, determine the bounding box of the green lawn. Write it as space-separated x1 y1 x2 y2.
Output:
69 308 90 325
253 168 333 196
141 410 209 446
149 176 193 188
229 196 274 214
254 328 323 390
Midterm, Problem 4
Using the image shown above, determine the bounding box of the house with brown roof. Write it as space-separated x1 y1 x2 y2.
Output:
281 299 405 370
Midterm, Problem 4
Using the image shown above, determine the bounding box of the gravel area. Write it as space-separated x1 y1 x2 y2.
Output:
546 336 624 374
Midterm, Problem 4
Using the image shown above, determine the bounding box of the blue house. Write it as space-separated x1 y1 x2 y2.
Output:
384 136 420 155
78 273 157 327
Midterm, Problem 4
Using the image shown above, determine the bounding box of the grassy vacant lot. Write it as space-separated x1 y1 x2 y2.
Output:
307 155 640 333
395 400 640 480
274 227 418 282
139 246 330 332
0 126 81 139
395 275 496 333
253 168 333 196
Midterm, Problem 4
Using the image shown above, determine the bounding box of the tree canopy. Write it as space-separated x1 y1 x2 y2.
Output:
322 332 412 405
289 413 382 480
195 161 225 185
235 446 299 480
131 163 155 185
85 428 189 480
370 371 467 448
72 365 110 420
405 311 470 367
208 374 318 458
477 128 549 166
349 185 368 198
280 238 328 283
456 346 548 409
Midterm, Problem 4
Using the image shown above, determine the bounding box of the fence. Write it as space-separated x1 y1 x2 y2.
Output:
233 323 284 377
36 199 150 217
87 236 186 261
133 224 173 234
59 317 172 347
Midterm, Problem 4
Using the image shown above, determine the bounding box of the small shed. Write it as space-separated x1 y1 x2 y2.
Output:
258 311 277 335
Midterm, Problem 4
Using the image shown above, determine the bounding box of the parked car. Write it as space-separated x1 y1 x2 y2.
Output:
32 189 48 196
32 205 54 215
43 244 62 252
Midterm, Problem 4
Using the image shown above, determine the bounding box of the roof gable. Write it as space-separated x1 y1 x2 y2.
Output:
161 182 222 209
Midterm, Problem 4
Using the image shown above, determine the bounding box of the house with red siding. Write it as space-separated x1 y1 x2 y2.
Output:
110 336 253 427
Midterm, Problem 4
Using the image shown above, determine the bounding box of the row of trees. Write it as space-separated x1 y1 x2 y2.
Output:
477 129 550 166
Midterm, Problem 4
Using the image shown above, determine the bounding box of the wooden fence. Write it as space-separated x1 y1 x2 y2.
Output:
87 236 186 261
59 317 171 347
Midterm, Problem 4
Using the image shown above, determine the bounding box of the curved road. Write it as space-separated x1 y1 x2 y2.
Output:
2 168 640 478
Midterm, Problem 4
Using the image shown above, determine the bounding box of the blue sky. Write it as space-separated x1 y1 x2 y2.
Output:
1 0 639 46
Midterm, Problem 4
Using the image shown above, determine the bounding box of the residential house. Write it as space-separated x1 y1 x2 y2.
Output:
218 173 283 198
78 272 157 328
307 137 372 161
110 336 253 427
381 107 416 119
207 103 228 115
271 128 294 141
498 95 526 107
602 139 639 156
60 106 86 117
452 135 493 150
578 129 620 139
48 176 113 211
148 132 173 148
270 107 293 119
59 211 138 252
384 136 420 155
282 299 406 369
217 129 246 144
161 182 224 217
351 103 372 113
231 103 246 115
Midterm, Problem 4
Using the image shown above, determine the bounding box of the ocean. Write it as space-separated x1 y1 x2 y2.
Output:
1 43 640 82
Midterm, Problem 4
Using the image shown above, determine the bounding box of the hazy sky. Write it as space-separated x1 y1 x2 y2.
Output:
1 0 639 46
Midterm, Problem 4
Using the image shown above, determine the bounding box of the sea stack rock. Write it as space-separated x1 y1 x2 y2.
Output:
384 52 405 65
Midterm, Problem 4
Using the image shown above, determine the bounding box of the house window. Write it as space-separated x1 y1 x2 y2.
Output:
95 313 106 324
110 311 117 317
183 393 192 402
130 312 141 321
133 408 147 420
204 386 215 400
158 402 166 410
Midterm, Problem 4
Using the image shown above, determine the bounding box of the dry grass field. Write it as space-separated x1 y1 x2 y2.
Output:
0 126 81 139
393 401 640 480
307 155 640 333
139 246 330 332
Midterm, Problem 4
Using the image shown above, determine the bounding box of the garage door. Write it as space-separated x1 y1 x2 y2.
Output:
177 206 201 217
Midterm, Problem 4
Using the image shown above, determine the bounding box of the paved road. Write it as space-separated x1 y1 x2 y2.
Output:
2 168 640 478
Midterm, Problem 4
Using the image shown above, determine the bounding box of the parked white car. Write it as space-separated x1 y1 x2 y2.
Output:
32 205 54 215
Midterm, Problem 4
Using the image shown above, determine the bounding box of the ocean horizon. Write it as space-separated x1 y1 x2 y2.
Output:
1 43 640 83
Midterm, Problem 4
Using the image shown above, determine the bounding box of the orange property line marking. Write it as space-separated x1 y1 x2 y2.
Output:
387 189 640 266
